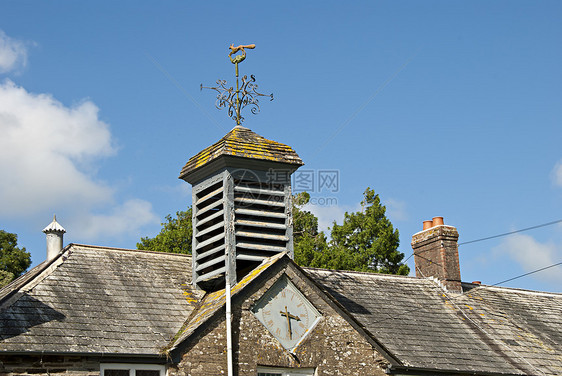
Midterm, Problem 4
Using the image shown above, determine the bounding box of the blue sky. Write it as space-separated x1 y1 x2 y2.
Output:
0 1 561 292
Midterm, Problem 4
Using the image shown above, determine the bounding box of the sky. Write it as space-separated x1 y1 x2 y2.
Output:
0 1 561 292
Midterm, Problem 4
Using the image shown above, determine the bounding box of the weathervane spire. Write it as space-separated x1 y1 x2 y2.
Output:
201 43 273 125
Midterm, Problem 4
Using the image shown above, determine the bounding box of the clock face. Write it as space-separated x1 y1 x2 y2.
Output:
252 275 321 351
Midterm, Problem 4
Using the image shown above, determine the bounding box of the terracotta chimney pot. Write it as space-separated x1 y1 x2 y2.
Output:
432 216 444 226
423 220 433 230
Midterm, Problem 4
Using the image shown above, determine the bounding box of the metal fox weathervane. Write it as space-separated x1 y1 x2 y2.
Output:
201 44 273 125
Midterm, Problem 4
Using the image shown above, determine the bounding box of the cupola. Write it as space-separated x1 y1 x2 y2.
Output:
180 125 303 290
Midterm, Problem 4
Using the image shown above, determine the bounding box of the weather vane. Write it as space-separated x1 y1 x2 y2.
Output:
201 43 273 125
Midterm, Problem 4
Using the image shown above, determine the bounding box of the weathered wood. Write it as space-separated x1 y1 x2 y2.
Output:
196 266 226 283
284 183 294 259
196 255 226 272
196 221 225 239
196 243 226 261
233 196 285 207
197 185 224 204
235 219 287 230
234 208 285 219
234 185 284 196
195 233 224 251
224 173 237 287
196 198 224 217
196 208 224 228
235 253 268 262
235 230 288 241
236 242 286 252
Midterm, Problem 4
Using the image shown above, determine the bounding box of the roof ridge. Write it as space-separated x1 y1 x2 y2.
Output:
0 244 71 310
68 243 192 258
303 267 422 280
466 283 562 297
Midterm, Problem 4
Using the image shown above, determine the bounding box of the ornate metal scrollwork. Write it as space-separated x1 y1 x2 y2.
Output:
200 44 273 125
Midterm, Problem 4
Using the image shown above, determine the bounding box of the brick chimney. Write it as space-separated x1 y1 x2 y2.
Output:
411 217 461 292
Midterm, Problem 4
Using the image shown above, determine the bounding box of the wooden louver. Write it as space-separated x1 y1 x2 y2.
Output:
192 170 293 290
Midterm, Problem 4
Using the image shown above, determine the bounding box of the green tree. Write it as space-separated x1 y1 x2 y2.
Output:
0 230 32 287
292 192 328 267
322 188 409 275
138 189 409 276
137 207 193 254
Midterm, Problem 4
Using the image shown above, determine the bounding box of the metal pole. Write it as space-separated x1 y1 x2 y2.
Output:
225 271 234 376
235 62 240 125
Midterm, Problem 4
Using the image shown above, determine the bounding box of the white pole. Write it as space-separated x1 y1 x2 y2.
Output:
225 273 234 376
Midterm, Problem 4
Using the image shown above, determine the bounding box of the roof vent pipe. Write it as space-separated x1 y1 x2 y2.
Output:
42 215 66 261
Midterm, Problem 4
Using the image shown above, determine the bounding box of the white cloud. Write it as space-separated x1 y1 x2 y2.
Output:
385 198 408 221
551 160 562 188
0 31 28 74
0 80 116 216
0 79 159 241
71 199 160 240
494 233 562 285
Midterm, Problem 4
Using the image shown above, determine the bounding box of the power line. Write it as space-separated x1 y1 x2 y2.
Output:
490 262 562 287
402 218 562 265
458 219 562 246
371 259 562 326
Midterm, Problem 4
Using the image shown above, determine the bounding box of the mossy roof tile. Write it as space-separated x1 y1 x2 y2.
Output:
179 126 303 179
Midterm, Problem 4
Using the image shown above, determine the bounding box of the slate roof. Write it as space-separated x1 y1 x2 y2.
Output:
307 268 562 376
0 244 198 355
1 246 560 375
179 125 304 180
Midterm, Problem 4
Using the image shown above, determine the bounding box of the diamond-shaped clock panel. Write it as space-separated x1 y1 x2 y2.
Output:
252 275 321 350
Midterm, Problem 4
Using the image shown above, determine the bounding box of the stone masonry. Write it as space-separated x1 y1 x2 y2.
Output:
169 263 389 376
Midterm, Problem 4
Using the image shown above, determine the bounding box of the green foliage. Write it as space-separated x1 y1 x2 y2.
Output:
0 270 15 288
137 207 193 254
139 189 409 275
0 230 32 287
292 188 409 275
292 192 328 267
322 188 410 275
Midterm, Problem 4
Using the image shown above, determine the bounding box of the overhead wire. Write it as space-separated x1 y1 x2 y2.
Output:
369 219 562 325
402 218 562 266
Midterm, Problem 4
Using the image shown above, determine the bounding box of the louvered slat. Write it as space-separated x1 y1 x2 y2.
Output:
235 219 287 230
236 253 268 262
234 196 285 207
196 255 226 272
196 208 224 228
234 186 285 197
196 198 224 217
196 243 226 261
235 231 288 241
236 242 287 252
196 266 226 283
196 233 225 250
197 220 225 238
197 185 223 203
235 208 286 219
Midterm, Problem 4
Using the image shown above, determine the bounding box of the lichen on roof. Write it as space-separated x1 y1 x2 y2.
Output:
179 126 303 179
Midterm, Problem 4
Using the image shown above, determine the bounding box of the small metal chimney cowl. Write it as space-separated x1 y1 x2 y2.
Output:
42 215 66 262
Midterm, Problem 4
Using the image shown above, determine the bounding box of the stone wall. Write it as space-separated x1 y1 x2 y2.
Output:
0 355 100 376
169 263 389 376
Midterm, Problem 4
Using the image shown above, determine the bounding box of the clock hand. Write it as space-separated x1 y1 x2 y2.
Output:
280 306 301 340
